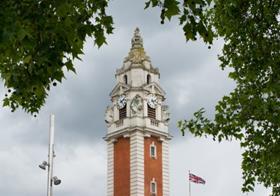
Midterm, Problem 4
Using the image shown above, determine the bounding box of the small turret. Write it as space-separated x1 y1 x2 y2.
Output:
131 27 143 49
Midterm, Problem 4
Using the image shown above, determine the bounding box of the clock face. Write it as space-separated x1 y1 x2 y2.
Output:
148 95 157 109
117 95 127 109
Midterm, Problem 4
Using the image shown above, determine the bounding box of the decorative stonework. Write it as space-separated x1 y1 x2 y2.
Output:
131 27 143 49
125 27 149 64
110 83 130 98
116 28 159 75
130 95 143 116
162 105 170 125
143 83 166 97
105 106 114 127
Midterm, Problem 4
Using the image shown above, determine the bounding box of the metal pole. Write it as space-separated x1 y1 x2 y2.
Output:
47 114 55 196
189 170 191 196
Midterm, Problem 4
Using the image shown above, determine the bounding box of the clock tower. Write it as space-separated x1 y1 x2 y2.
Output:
104 28 171 196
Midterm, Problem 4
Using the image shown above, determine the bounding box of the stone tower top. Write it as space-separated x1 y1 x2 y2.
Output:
116 28 159 75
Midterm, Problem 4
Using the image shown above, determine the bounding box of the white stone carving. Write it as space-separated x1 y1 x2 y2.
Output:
143 83 166 96
130 95 143 116
162 105 170 125
105 106 114 126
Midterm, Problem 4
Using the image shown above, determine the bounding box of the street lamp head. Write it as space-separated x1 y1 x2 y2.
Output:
39 161 48 170
53 176 61 185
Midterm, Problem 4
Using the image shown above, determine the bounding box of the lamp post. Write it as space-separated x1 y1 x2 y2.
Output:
39 114 61 196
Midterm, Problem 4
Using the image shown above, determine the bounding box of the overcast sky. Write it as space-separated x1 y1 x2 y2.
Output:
0 1 271 196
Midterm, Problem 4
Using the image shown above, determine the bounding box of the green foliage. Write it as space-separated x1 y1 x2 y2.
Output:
145 0 214 44
172 0 280 195
0 0 113 114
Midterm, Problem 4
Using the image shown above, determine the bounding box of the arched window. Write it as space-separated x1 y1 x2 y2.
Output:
119 105 127 119
124 75 128 84
150 178 157 195
150 142 157 158
148 105 156 119
147 74 151 84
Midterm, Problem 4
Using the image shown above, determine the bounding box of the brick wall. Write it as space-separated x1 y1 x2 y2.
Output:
114 137 130 196
144 136 163 196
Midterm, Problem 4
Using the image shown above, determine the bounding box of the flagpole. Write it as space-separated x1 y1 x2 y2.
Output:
189 170 191 196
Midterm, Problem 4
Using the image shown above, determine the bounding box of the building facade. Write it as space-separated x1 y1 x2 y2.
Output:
104 28 171 196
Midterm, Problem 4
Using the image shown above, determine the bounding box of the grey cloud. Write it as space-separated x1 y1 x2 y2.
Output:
0 1 270 195
108 0 169 35
170 138 269 196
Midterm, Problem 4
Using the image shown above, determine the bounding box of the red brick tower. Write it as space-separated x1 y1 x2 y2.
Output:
104 28 171 196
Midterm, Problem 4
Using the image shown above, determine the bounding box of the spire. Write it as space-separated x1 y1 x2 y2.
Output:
116 27 159 75
131 27 143 49
123 27 148 64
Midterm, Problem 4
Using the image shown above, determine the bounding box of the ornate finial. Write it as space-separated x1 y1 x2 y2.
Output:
135 27 140 36
131 27 143 49
116 27 159 75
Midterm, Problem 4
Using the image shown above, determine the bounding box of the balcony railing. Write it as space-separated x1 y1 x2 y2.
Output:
115 119 124 127
150 119 159 127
